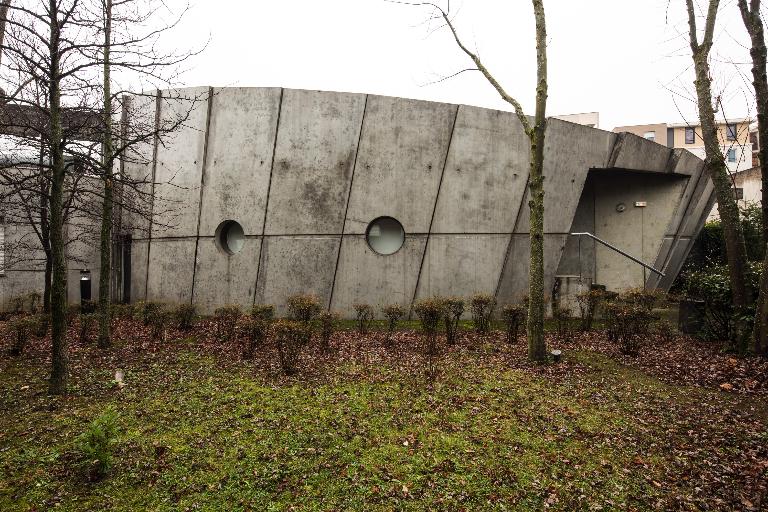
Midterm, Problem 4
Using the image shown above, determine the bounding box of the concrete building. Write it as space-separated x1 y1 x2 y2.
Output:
552 112 599 129
1 87 715 316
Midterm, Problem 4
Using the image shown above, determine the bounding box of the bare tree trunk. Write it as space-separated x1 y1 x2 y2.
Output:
685 0 752 352
527 0 548 362
48 0 67 395
738 0 768 354
0 2 10 70
97 0 113 349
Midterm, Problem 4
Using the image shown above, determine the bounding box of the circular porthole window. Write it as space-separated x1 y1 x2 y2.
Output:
215 220 245 255
366 217 405 255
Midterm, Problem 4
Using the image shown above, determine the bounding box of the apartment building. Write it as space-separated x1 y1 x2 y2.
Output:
613 118 752 175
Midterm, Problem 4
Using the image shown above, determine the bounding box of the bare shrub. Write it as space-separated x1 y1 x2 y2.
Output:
250 304 275 322
611 304 654 356
318 311 339 353
171 304 197 331
139 301 163 326
273 320 311 375
576 289 605 331
286 294 322 324
214 305 242 343
443 297 464 345
8 317 34 356
470 293 495 334
27 292 42 314
414 298 445 356
552 303 574 339
353 303 375 334
655 319 677 343
501 304 525 344
34 314 50 338
242 305 276 358
80 313 97 344
620 288 663 313
109 304 133 320
382 304 405 344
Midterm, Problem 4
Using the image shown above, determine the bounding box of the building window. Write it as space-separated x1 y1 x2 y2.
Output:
735 187 744 200
727 148 737 162
685 127 695 144
215 220 245 255
366 217 405 255
643 131 655 142
726 123 737 141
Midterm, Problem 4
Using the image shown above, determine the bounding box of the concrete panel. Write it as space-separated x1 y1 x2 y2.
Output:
198 88 281 237
415 234 508 300
670 148 705 177
611 132 673 173
496 234 568 305
2 223 46 271
255 236 339 315
680 170 715 237
192 236 261 313
646 237 674 290
557 175 597 278
0 270 45 309
121 92 158 237
344 95 457 234
515 119 616 234
151 87 210 238
129 240 149 303
658 238 693 290
146 238 196 304
265 89 366 235
330 235 426 317
431 106 529 233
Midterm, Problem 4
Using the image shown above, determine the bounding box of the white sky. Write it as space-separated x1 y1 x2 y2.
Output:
152 0 760 131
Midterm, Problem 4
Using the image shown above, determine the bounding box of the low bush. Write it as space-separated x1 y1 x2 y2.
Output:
382 304 405 344
655 319 677 343
620 288 662 313
146 306 170 341
273 319 311 375
75 407 119 481
413 298 445 356
470 293 495 334
353 303 374 334
79 313 96 344
287 294 321 324
33 314 49 338
139 301 163 326
242 317 271 359
443 297 464 345
318 311 339 353
109 303 133 320
501 304 525 344
575 289 605 331
81 300 97 315
10 296 25 314
27 292 42 314
610 303 654 356
251 304 275 321
552 303 574 339
8 317 34 356
214 305 242 342
171 303 197 331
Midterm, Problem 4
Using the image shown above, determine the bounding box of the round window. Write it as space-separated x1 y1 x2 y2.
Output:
366 217 405 255
215 220 245 255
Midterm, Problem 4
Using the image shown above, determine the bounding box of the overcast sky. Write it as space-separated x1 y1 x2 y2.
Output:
153 0 760 131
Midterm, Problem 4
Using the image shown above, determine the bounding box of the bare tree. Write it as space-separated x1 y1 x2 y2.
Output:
737 0 768 353
395 0 549 362
0 0 201 393
685 0 753 351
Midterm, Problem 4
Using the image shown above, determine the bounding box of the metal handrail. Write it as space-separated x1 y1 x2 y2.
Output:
570 232 665 277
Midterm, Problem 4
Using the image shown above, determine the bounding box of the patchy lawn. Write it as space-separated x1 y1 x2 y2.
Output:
1 320 767 511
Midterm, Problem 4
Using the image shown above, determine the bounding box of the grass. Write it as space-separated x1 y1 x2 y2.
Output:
0 324 765 510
